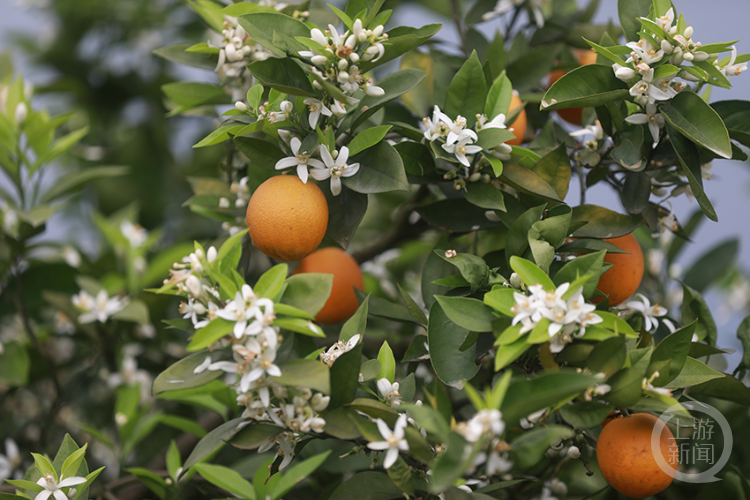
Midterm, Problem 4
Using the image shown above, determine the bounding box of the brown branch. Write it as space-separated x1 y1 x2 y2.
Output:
351 186 430 265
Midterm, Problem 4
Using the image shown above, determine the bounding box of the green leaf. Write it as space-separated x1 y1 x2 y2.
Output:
158 415 208 438
663 357 724 389
186 318 235 351
329 344 362 410
531 144 571 200
217 229 248 263
234 137 286 171
377 341 396 383
400 51 434 117
681 282 718 345
281 274 333 316
4 480 43 493
603 367 643 407
61 445 88 480
738 315 750 369
327 471 403 500
434 296 496 332
510 256 556 291
0 341 29 386
612 125 646 172
665 122 718 221
125 468 168 499
553 250 605 299
272 451 331 500
428 301 481 386
166 441 181 481
41 166 129 203
359 359 381 382
485 71 513 119
476 128 517 150
184 418 246 470
32 453 56 480
444 51 487 129
439 252 489 292
559 402 614 428
421 235 453 310
507 44 561 93
689 374 750 405
464 182 506 211
271 358 330 394
162 82 230 113
344 140 409 194
355 290 416 324
660 91 732 159
495 336 530 370
401 403 450 441
416 198 503 232
237 12 310 57
541 65 629 111
683 239 738 292
499 162 562 202
618 0 656 42
247 58 317 98
711 100 750 148
501 370 599 425
194 463 256 499
429 432 481 492
511 425 573 468
596 311 638 338
570 205 641 238
231 423 283 450
153 42 217 70
254 264 288 299
586 337 626 376
395 142 438 182
397 284 428 326
505 204 545 265
324 186 368 249
348 125 392 156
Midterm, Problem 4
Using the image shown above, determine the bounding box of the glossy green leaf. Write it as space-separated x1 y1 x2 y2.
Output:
434 296 495 332
444 51 487 129
559 402 614 428
485 71 513 119
230 423 282 450
153 42 217 70
603 367 643 407
553 250 605 299
683 239 738 292
531 144 571 200
344 141 409 193
351 68 427 129
247 57 316 97
510 256 556 291
541 65 629 111
439 251 489 291
421 235 453 310
348 125 392 156
271 358 330 393
416 198 503 232
661 91 732 159
281 274 333 316
152 352 223 395
194 463 256 499
464 182 506 211
586 337 626 376
377 341 396 383
681 282 718 345
690 374 750 405
570 204 641 238
506 44 561 93
324 186 368 249
327 471 402 500
512 425 573 468
234 137 286 171
238 12 310 57
500 163 562 202
428 301 480 385
663 357 724 389
271 451 331 500
186 319 235 351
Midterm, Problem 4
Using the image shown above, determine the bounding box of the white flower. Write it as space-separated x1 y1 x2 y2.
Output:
310 145 360 196
567 446 581 459
718 46 748 78
520 408 546 429
655 8 677 35
626 38 664 66
461 409 505 442
367 414 410 469
35 472 87 500
569 121 604 142
442 136 482 166
120 220 148 248
377 378 402 407
625 293 667 332
303 97 332 129
629 68 676 105
274 137 325 184
62 245 81 268
320 334 360 366
215 285 260 338
476 113 506 131
672 34 709 63
0 438 21 481
73 289 128 324
613 63 636 82
625 103 665 148
445 115 478 145
422 105 452 141
363 78 385 97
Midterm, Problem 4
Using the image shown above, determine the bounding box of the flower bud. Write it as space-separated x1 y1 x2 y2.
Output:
684 26 694 39
311 54 327 66
661 39 674 54
349 52 360 63
235 101 248 111
338 71 350 81
510 272 523 288
683 52 694 62
567 446 581 459
365 85 385 97
373 25 384 37
14 102 27 124
358 31 367 42
614 66 635 81
207 246 217 263
186 275 203 297
280 100 293 113
338 58 348 70
311 393 330 411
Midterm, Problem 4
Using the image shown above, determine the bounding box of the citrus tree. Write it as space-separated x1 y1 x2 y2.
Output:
3 0 750 499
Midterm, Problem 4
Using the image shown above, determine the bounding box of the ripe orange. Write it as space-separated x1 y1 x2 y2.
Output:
602 411 623 428
245 175 328 262
548 49 598 125
593 233 644 306
291 247 364 324
507 91 527 146
597 413 678 498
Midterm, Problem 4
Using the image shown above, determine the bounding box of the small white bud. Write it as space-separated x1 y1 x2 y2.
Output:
115 412 128 426
338 71 350 81
365 85 385 97
280 100 293 113
219 197 230 208
235 101 248 111
207 246 217 263
186 275 203 297
661 39 674 54
683 52 694 62
311 55 327 66
338 58 348 70
567 446 581 459
614 66 636 81
14 102 27 124
510 272 523 288
358 31 367 42
311 393 330 411
373 25 384 37
349 53 360 63
684 26 694 39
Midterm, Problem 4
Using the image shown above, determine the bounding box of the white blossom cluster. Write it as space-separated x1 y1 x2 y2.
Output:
274 141 360 196
299 19 387 103
71 289 128 325
422 105 513 167
457 409 513 477
163 248 332 470
510 281 602 352
212 16 272 79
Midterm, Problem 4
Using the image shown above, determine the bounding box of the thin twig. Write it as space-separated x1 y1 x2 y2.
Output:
578 454 595 476
449 0 469 57
576 163 586 205
351 186 430 264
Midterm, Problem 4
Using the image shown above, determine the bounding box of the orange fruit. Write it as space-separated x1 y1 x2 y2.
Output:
593 233 644 306
507 91 527 146
291 247 364 324
597 413 678 498
245 175 328 262
602 411 623 428
548 49 598 125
